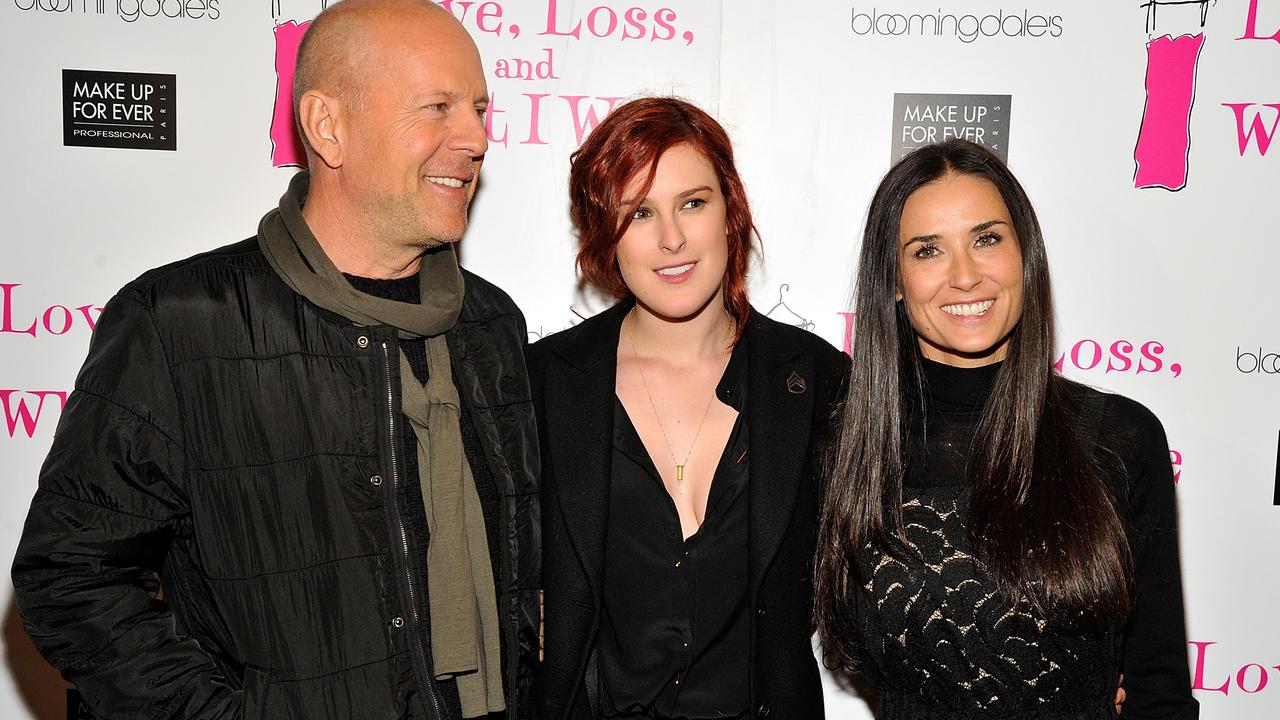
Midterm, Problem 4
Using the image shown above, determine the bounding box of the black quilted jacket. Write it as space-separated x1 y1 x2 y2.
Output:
11 237 540 720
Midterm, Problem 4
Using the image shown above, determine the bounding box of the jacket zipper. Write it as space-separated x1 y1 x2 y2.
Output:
382 340 446 720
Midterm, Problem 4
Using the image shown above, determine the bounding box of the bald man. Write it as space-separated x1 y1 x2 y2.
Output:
11 2 539 718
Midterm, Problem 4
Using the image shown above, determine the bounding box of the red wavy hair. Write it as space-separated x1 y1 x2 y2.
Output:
569 97 756 343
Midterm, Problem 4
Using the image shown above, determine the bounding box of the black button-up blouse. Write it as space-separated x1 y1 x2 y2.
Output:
596 338 751 720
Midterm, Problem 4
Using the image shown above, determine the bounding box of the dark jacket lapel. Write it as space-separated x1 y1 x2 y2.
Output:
745 311 817 595
542 301 631 601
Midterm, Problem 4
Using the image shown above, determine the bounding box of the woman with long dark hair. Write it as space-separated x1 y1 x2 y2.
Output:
814 139 1198 719
530 97 847 720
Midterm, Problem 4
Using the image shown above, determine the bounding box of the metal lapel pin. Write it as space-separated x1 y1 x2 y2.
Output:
786 370 807 395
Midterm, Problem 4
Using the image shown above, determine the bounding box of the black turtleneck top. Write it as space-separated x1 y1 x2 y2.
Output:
850 359 1198 720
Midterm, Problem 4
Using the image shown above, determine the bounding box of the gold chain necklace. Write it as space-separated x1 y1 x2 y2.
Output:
625 317 717 497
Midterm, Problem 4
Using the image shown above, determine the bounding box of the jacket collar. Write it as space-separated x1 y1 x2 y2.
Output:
545 303 818 600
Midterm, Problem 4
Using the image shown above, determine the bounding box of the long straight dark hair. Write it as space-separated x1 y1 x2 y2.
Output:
814 140 1132 669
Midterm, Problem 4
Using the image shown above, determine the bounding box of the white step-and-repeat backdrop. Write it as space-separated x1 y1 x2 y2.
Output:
1 1 1276 718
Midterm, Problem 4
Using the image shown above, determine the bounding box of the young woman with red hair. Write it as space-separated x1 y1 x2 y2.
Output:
529 97 849 720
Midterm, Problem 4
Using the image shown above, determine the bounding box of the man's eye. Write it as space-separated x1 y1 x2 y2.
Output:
475 106 489 119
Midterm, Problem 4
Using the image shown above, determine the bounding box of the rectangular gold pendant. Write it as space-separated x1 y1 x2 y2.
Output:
676 464 684 483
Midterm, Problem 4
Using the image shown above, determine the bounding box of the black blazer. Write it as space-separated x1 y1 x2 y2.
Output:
529 301 850 720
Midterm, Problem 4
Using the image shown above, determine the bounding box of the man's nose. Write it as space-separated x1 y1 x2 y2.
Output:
452 106 489 159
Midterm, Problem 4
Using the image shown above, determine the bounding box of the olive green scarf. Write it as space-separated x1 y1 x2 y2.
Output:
259 171 504 717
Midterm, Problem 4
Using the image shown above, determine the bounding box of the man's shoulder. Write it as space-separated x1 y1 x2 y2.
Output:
458 266 523 324
120 237 270 308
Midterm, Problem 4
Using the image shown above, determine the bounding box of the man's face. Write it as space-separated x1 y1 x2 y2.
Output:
343 12 489 249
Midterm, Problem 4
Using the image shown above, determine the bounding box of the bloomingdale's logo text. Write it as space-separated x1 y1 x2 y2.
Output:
851 7 1063 43
12 0 220 22
1236 346 1279 375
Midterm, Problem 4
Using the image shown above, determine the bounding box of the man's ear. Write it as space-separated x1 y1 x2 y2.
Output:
298 90 346 170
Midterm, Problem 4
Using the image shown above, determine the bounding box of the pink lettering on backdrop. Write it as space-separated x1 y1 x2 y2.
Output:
541 0 691 44
522 93 550 145
439 0 519 37
270 20 310 169
1238 0 1280 43
266 2 702 158
1052 338 1182 378
562 95 623 144
1134 34 1205 191
1 284 36 337
1191 641 1232 695
1 390 68 439
1 283 103 338
1221 103 1280 156
1188 641 1280 696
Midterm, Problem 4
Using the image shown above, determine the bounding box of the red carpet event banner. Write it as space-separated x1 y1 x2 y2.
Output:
1 1 1275 718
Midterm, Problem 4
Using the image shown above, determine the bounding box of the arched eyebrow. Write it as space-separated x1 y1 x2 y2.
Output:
970 219 1007 233
678 185 713 198
903 219 1009 247
621 185 713 207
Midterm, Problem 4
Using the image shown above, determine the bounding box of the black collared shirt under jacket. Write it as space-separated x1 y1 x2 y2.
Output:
597 339 750 720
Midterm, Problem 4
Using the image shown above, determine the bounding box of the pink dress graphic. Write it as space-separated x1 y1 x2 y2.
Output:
1134 34 1205 191
271 20 311 168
